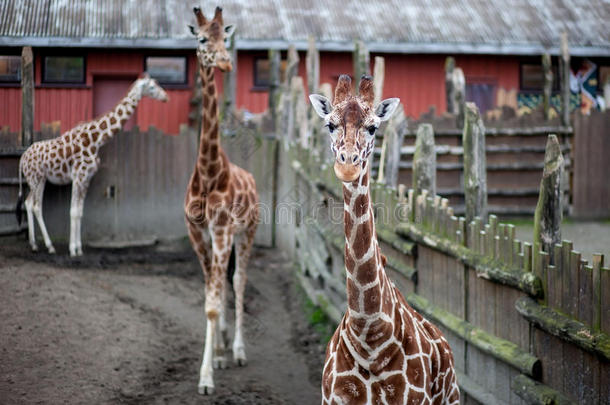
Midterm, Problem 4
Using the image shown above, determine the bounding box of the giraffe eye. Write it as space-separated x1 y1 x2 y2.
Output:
367 125 377 136
326 122 336 133
199 37 207 44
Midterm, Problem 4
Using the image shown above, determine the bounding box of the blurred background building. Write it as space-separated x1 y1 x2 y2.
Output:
1 0 609 134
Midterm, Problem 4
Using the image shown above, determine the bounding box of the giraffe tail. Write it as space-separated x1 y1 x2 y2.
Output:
15 159 24 226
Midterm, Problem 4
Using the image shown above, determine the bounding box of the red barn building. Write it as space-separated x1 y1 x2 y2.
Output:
1 0 608 135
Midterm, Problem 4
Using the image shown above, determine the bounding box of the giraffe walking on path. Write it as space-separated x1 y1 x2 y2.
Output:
310 75 460 404
184 6 259 395
18 74 168 257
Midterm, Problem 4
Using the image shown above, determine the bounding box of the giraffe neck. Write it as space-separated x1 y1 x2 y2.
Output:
198 65 222 166
343 161 391 328
92 84 142 149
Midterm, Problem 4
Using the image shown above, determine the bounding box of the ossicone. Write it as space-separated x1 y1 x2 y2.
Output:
334 75 352 105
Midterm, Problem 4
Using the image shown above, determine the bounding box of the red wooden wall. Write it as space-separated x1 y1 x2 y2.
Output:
0 49 521 134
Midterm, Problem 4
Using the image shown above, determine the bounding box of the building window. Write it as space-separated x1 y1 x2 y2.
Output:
0 55 21 82
253 57 286 89
520 63 559 91
145 56 187 84
43 56 85 84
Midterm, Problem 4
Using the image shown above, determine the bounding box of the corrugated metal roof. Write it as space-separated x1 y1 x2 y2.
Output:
0 0 608 56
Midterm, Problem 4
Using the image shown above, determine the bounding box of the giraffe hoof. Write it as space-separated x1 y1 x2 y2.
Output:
198 384 215 395
213 357 227 369
233 346 247 366
48 246 56 254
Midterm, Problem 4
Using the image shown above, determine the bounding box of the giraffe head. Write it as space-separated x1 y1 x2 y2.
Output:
309 75 399 182
188 6 235 72
135 73 169 102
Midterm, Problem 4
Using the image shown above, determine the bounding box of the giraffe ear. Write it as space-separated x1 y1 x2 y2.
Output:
188 24 198 36
375 98 400 121
224 25 235 38
309 94 332 118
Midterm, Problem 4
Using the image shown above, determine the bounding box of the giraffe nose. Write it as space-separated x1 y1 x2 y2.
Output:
351 153 360 164
338 151 347 164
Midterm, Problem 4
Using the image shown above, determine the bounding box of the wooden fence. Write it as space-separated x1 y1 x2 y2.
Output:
0 122 275 248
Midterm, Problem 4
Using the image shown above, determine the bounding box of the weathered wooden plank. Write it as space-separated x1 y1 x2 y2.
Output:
462 102 487 223
512 374 576 405
533 135 563 265
382 104 407 187
352 39 370 83
542 53 553 121
560 31 570 127
413 123 436 196
409 293 540 376
601 263 610 335
515 296 610 361
21 46 34 147
561 240 573 314
306 36 319 95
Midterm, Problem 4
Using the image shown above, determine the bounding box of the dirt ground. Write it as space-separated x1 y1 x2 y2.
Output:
0 236 326 404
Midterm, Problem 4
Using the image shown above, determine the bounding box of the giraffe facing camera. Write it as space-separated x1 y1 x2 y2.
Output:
310 75 460 404
184 6 259 396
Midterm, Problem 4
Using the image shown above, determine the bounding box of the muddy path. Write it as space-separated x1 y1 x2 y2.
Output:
0 237 326 404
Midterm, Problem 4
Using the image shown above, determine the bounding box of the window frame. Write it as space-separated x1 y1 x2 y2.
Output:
252 56 287 91
0 54 22 84
519 61 560 92
144 55 189 87
41 54 86 85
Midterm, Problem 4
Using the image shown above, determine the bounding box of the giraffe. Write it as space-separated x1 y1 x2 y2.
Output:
17 73 168 257
184 6 259 395
310 75 460 404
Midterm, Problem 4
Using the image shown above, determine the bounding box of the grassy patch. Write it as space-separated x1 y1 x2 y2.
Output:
298 286 336 344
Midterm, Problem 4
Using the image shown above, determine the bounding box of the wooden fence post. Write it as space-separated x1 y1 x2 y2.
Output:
533 134 563 264
542 53 553 121
291 77 308 147
604 76 610 110
382 104 407 187
445 57 456 114
268 49 281 129
285 45 299 87
353 40 370 83
413 123 436 196
445 57 465 127
462 102 487 224
315 83 334 160
372 56 388 183
21 46 34 147
306 36 319 95
560 32 570 126
221 32 237 121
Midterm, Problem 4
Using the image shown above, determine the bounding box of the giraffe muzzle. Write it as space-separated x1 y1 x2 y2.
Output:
334 161 361 182
216 60 233 72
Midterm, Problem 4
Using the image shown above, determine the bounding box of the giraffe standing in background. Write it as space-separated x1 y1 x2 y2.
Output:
184 6 259 395
17 74 168 257
310 75 460 404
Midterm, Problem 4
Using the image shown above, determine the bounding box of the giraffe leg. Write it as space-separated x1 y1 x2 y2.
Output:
24 189 37 252
31 181 55 254
214 279 228 369
70 181 88 257
198 228 233 393
232 225 255 366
